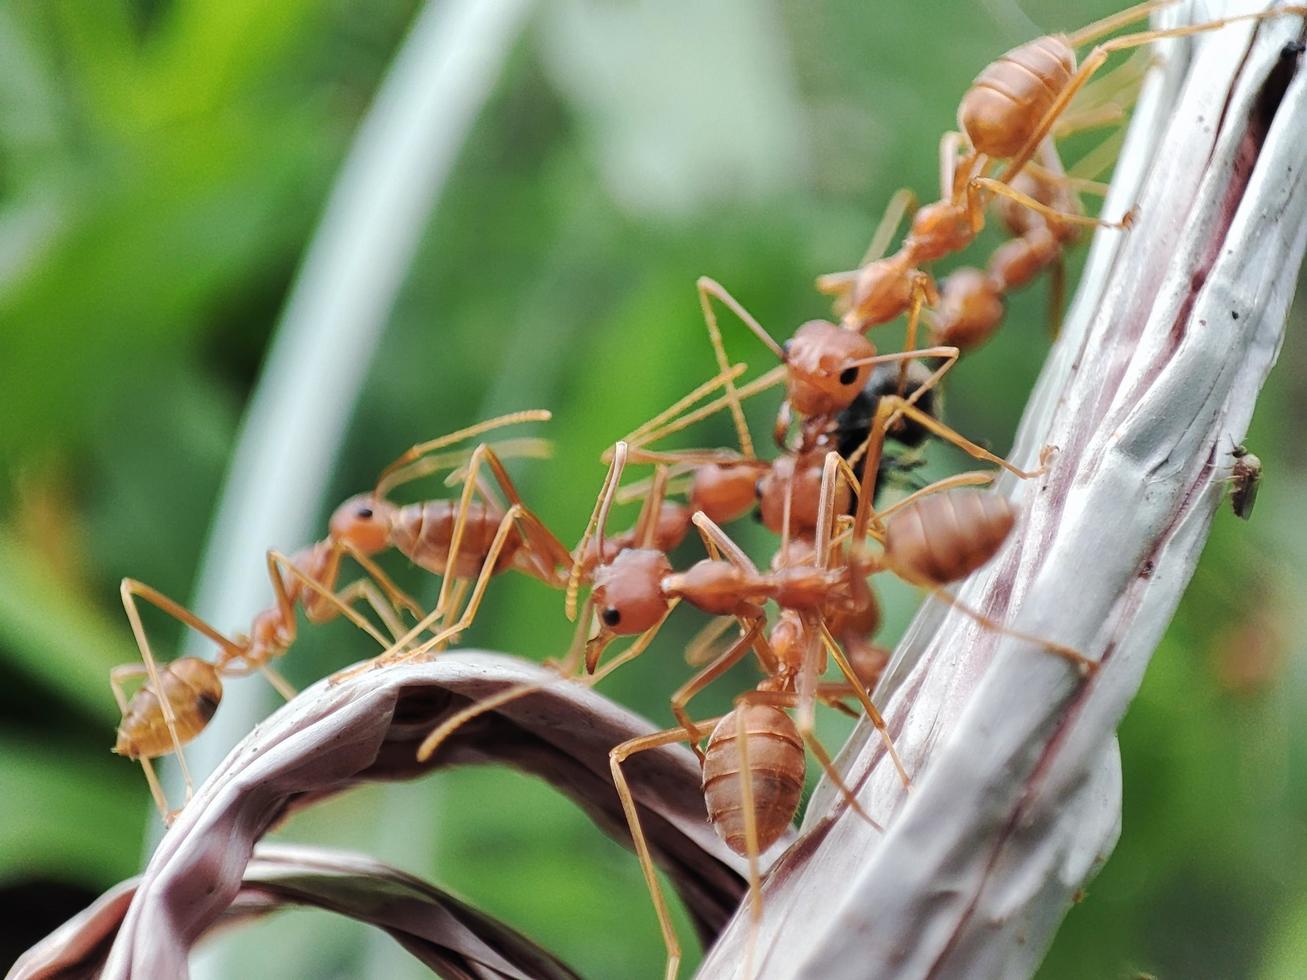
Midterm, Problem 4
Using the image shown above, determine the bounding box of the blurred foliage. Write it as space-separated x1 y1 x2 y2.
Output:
1 1 1305 978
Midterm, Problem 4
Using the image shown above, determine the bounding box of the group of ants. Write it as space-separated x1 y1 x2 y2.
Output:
106 3 1278 975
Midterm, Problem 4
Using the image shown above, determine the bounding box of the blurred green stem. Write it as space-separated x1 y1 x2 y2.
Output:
145 0 533 972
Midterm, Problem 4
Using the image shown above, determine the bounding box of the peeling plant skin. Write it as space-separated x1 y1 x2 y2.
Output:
15 655 769 979
9 844 581 980
699 3 1307 977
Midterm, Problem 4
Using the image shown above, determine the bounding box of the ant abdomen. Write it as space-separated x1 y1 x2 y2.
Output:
885 489 1017 586
701 704 806 854
392 500 519 579
959 36 1076 158
115 658 222 760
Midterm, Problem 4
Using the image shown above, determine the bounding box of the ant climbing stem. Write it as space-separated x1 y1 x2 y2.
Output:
611 454 906 980
973 1 1307 189
113 547 410 820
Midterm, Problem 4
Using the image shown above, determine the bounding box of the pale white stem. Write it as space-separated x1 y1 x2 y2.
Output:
699 2 1307 976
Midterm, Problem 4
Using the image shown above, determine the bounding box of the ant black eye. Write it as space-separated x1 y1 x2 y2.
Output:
601 607 621 627
839 366 859 385
781 339 793 360
356 506 374 520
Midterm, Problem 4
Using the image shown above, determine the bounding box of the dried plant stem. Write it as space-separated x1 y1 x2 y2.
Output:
699 2 1307 977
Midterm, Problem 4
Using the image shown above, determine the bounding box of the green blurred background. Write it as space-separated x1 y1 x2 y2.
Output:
2 1 1305 977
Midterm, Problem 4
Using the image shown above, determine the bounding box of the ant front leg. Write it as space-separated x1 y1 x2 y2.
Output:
971 176 1136 231
698 276 792 460
371 409 553 497
610 717 724 980
266 551 395 651
877 394 1046 483
474 443 573 586
566 441 628 621
670 620 765 762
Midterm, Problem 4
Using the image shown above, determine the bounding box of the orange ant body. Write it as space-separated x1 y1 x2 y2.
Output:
605 415 1094 978
932 152 1091 350
113 412 567 818
816 0 1307 350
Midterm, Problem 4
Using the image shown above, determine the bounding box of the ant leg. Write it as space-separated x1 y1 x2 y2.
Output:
685 614 738 667
372 409 552 497
258 664 297 701
1003 8 1307 183
879 395 1047 479
671 620 764 762
413 603 662 764
119 580 244 806
392 504 530 664
1070 129 1127 183
477 445 573 583
338 541 424 621
972 176 1135 230
622 363 749 449
632 365 788 450
876 470 997 521
925 585 1099 677
266 551 392 650
938 130 968 201
897 273 935 396
110 663 175 820
330 578 407 642
633 465 671 549
1053 101 1127 137
862 187 918 265
610 717 724 980
818 622 911 787
698 277 790 459
567 442 627 621
1065 0 1179 47
690 512 760 574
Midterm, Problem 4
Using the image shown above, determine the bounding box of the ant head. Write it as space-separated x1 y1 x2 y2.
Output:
328 494 395 555
590 548 672 637
782 320 876 418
